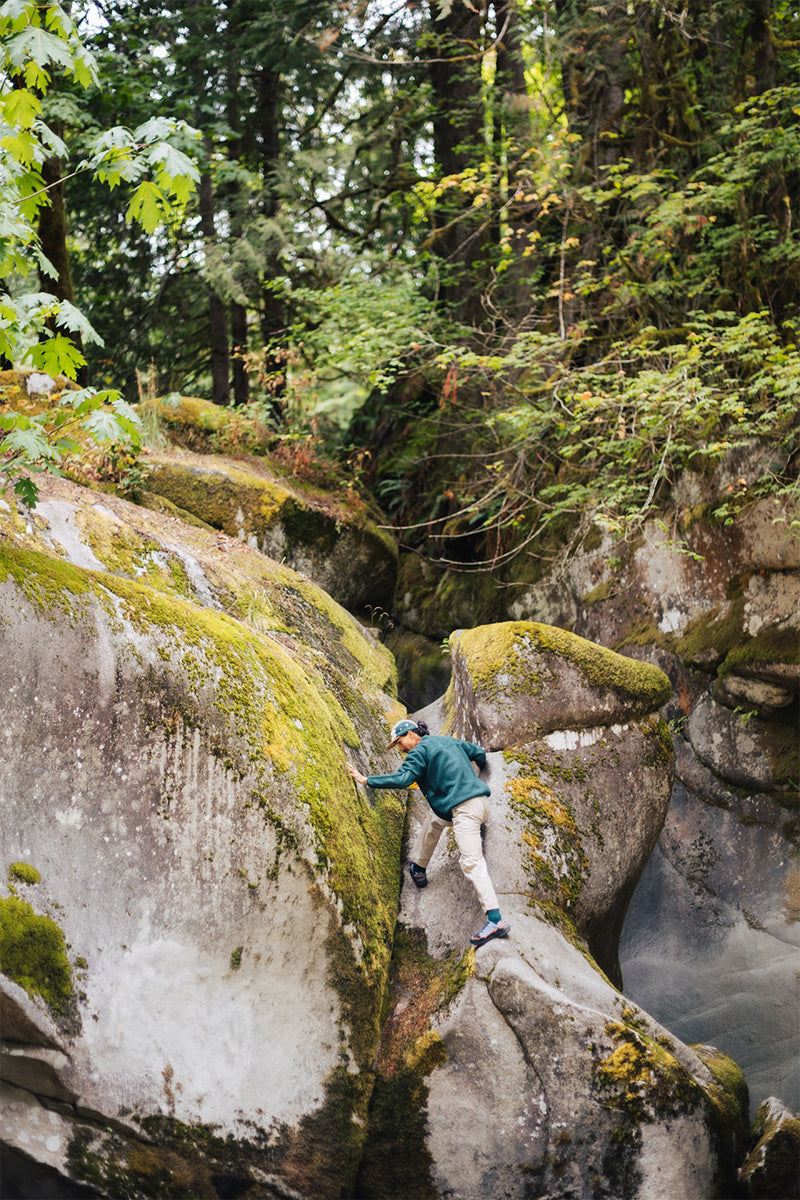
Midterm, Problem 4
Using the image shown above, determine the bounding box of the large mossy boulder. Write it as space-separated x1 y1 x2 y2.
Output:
388 476 799 1118
1 479 754 1198
442 621 674 984
354 647 746 1200
132 396 398 615
0 475 403 1199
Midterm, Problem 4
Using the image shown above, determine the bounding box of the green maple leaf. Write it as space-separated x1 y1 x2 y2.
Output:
28 333 86 380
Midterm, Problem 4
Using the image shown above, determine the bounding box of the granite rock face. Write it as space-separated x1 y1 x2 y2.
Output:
354 632 747 1200
141 448 398 613
0 479 756 1198
458 485 800 1116
443 621 673 985
0 476 404 1199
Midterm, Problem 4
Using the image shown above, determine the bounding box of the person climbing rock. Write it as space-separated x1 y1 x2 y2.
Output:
347 718 510 948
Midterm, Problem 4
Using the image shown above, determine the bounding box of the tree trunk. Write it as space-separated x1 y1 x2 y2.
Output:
743 0 776 95
491 0 536 322
254 63 287 421
427 0 491 327
198 154 231 407
231 301 249 406
36 127 85 381
553 0 631 176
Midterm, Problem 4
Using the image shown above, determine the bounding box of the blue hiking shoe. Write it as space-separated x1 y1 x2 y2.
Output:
408 862 428 889
470 918 510 947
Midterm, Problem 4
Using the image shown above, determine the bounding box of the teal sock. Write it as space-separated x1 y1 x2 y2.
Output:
487 908 502 924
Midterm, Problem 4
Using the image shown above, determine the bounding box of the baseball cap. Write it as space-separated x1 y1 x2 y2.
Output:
387 719 419 748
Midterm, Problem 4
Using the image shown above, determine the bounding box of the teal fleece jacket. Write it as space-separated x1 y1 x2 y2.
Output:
366 734 490 819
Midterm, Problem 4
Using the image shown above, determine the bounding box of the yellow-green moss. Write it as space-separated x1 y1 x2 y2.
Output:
0 540 402 989
594 1020 704 1123
454 621 671 708
0 895 73 1012
143 457 288 536
691 1044 750 1134
356 924 473 1200
8 862 40 885
583 579 617 605
739 1098 800 1199
507 773 588 912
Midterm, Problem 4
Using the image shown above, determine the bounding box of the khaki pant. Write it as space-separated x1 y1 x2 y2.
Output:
413 794 499 913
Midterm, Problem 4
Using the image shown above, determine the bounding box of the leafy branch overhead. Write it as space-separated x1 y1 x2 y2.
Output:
1 0 797 554
0 0 199 502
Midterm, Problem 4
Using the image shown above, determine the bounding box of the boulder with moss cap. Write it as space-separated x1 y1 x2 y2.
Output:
0 473 404 1199
438 620 674 983
446 620 672 748
136 436 398 613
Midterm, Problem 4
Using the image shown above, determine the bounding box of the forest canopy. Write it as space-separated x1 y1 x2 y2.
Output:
1 0 798 552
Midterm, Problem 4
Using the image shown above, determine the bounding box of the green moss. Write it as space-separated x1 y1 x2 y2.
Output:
740 1100 800 1199
583 579 616 605
614 617 670 653
8 862 40 885
507 773 588 912
69 1113 280 1200
652 715 676 763
0 895 73 1012
692 1044 749 1133
1 538 404 1013
143 457 288 537
718 623 800 677
594 1021 705 1124
282 498 339 553
453 620 671 709
691 1044 751 1194
355 1061 438 1200
0 541 92 620
356 924 473 1200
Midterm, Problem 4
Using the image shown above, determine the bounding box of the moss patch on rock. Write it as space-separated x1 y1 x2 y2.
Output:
0 894 73 1012
507 771 589 913
691 1043 751 1185
140 394 277 457
0 538 403 990
69 1114 279 1200
8 862 41 886
452 621 671 708
355 924 473 1200
593 1020 705 1125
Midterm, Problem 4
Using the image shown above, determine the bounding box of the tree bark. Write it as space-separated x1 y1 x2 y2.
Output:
253 62 286 420
36 126 86 382
231 301 249 406
491 0 537 321
427 0 491 327
553 0 631 175
198 154 231 407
